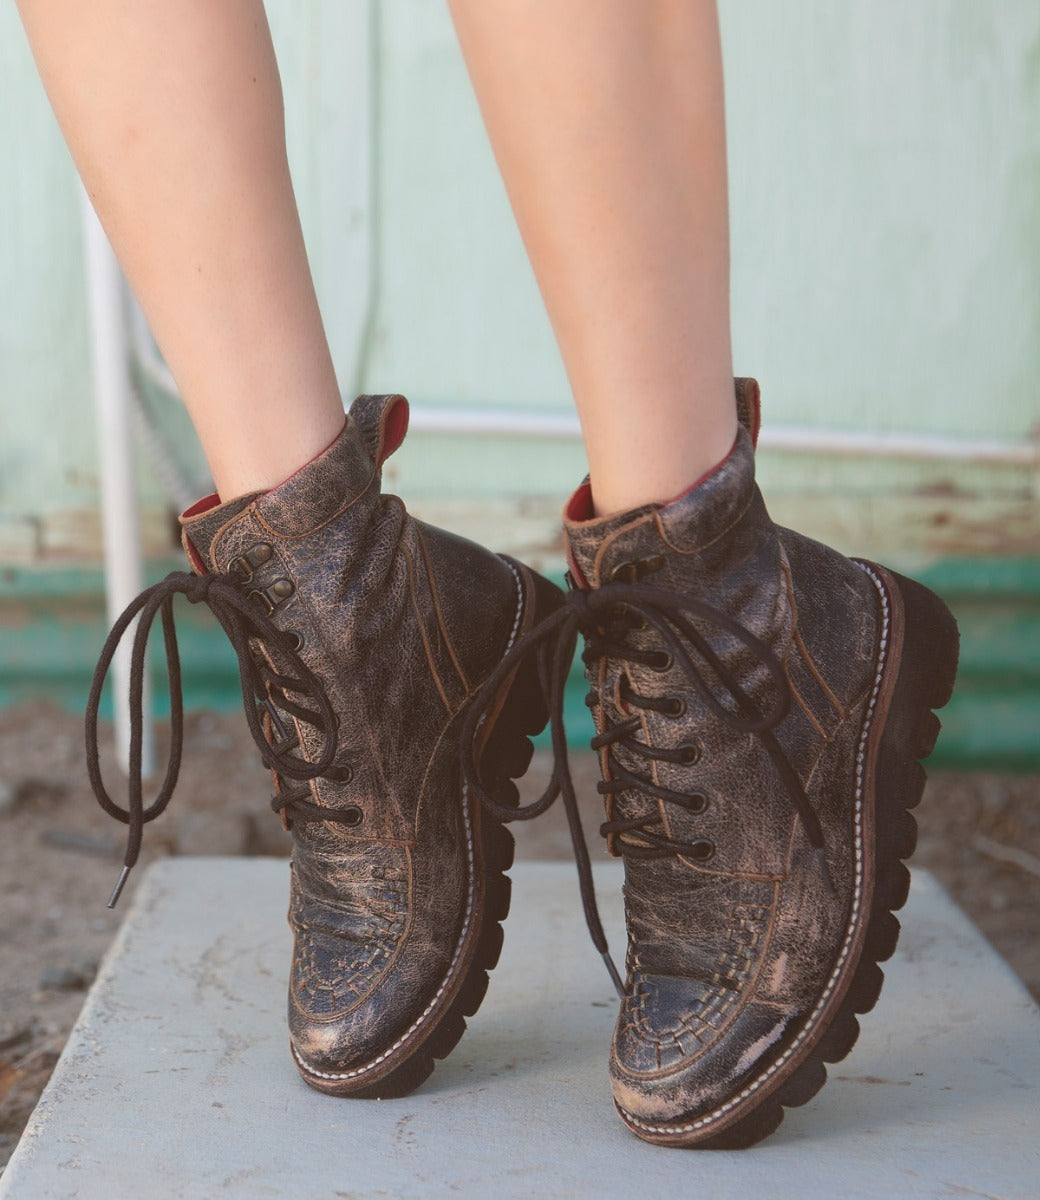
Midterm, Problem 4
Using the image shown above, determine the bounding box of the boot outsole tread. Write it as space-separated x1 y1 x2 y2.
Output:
624 565 959 1149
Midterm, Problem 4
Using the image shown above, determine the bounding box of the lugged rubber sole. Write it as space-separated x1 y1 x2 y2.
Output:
616 562 960 1148
292 561 561 1100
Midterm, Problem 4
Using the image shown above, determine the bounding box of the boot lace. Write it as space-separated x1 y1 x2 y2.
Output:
85 569 342 907
461 576 824 996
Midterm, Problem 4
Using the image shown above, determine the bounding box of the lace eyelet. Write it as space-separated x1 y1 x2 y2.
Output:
686 791 709 814
326 763 354 784
649 651 672 672
679 741 702 765
341 805 363 827
249 577 295 614
229 542 273 581
689 838 715 861
609 555 665 584
664 697 687 718
285 630 305 652
610 560 640 584
248 588 276 616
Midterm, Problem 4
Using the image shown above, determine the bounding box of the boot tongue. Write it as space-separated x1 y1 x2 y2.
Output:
180 493 261 573
563 424 789 861
563 426 757 590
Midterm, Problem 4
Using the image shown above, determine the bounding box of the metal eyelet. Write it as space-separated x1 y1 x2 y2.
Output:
609 555 665 584
650 651 673 672
679 741 702 765
686 792 709 814
689 838 715 861
610 560 640 584
664 697 687 718
326 763 354 784
249 589 276 616
229 542 273 581
340 805 363 827
249 577 296 615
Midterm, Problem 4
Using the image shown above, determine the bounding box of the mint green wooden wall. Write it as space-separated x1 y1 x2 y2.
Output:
1 0 1037 564
1 2 1038 762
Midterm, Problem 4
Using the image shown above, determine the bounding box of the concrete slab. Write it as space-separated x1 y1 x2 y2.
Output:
2 860 1038 1200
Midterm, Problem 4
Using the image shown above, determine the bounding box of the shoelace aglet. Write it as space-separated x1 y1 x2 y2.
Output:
603 950 625 1000
107 865 132 909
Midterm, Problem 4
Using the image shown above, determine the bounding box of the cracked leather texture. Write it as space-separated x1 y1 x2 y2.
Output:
181 396 540 1077
564 398 883 1125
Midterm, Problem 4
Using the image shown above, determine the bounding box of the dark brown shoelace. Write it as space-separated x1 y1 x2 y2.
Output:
461 579 821 995
85 570 338 907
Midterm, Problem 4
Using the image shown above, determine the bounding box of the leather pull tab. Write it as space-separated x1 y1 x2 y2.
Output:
734 377 761 448
348 394 410 467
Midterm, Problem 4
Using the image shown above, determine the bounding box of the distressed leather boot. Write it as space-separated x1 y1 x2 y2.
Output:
557 378 958 1147
94 392 561 1099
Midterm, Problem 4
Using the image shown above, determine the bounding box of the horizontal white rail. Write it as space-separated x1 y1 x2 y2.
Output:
130 303 1037 469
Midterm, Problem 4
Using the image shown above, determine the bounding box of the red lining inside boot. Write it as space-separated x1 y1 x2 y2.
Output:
377 396 410 466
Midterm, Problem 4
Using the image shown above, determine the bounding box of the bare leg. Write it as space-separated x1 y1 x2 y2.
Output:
16 0 344 500
449 0 736 515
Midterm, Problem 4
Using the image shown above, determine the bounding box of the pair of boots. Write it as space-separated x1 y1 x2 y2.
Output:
89 380 957 1149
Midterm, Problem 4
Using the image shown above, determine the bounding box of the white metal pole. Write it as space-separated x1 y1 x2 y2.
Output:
80 187 155 778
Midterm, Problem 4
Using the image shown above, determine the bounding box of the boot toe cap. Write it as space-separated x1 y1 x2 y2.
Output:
611 975 801 1132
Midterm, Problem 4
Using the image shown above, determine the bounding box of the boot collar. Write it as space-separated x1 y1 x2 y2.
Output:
179 394 410 572
181 492 259 573
563 424 757 590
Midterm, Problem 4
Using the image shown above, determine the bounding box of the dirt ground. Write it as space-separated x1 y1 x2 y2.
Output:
1 701 1038 1169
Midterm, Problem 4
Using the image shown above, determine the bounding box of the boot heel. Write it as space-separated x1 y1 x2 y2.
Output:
502 562 564 733
481 561 561 772
886 568 961 718
859 564 959 915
